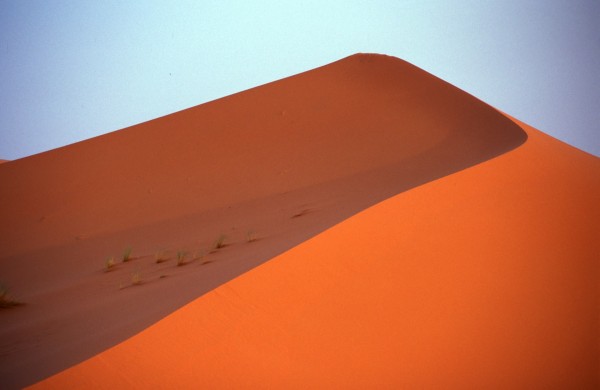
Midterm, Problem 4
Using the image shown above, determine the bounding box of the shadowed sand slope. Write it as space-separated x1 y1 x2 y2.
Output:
0 53 526 388
31 119 599 389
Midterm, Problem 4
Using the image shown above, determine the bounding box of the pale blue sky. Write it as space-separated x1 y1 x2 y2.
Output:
1 1 598 159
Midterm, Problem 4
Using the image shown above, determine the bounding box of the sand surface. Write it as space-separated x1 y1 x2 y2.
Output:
1 54 597 388
29 118 600 390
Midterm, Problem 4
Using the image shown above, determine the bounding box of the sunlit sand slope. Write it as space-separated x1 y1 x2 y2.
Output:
32 119 599 388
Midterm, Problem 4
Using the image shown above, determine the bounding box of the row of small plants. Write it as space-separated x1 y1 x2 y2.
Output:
106 231 258 287
1 232 259 307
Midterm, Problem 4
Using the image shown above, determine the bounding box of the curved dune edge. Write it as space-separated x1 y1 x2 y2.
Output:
30 119 599 388
0 53 524 259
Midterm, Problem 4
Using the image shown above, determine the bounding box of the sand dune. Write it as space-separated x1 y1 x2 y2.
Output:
29 117 599 389
0 53 525 388
1 53 596 388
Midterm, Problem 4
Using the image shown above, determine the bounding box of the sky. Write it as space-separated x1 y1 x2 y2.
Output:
1 1 598 160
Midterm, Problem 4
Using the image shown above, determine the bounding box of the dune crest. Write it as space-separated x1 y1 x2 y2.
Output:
1 53 529 388
0 53 524 257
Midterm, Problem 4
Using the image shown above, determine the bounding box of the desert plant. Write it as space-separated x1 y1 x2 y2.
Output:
246 230 257 243
104 256 116 272
176 250 188 266
155 250 169 264
131 269 142 285
212 234 227 251
123 247 133 262
193 250 206 261
0 283 23 308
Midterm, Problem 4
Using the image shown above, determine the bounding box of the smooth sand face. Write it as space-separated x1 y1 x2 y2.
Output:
29 119 599 389
4 53 596 388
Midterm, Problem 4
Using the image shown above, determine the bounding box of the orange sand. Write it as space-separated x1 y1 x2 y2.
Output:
30 119 599 388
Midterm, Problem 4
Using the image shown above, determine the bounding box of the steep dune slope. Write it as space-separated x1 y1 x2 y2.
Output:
32 119 599 389
0 53 526 388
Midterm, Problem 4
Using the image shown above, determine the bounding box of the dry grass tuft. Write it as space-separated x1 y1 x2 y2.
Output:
0 283 23 308
131 269 142 285
176 250 188 267
246 230 257 243
194 250 206 262
212 234 227 251
104 256 116 272
122 247 133 262
155 250 170 264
